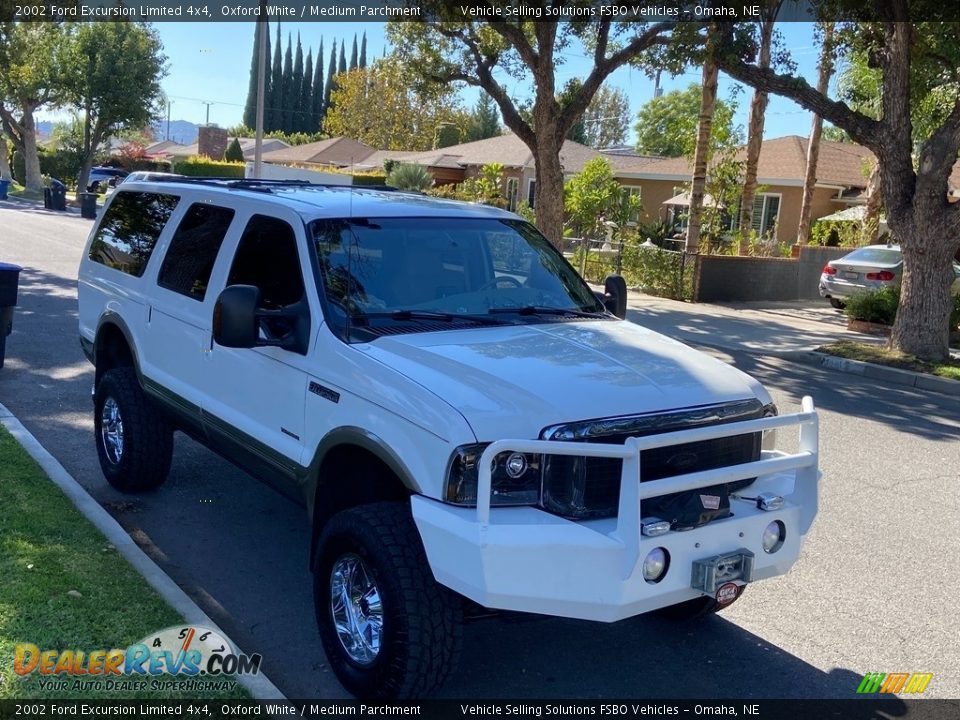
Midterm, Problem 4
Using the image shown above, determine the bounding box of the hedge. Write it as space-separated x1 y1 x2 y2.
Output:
173 156 245 178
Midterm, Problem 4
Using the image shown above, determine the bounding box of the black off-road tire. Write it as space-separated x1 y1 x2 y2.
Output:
94 367 173 492
314 502 463 699
654 587 746 621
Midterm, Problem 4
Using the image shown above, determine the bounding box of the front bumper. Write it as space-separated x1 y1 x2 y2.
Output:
412 398 820 622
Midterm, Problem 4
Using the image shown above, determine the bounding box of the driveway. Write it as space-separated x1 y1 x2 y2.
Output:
2 203 959 699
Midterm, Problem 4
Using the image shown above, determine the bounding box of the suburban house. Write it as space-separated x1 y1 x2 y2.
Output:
165 135 291 161
259 136 375 168
615 136 876 243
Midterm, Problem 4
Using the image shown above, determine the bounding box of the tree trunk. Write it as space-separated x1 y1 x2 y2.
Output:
892 227 956 359
738 14 776 239
0 136 11 181
860 161 881 245
77 103 95 194
797 23 835 245
686 56 719 254
532 135 565 247
21 112 43 192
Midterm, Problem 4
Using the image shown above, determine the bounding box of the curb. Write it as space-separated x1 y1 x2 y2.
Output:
778 350 960 397
0 400 287 701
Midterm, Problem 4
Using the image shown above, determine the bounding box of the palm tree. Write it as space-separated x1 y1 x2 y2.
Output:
386 163 434 192
685 32 719 254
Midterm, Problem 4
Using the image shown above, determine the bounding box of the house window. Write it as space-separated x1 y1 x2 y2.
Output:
527 179 536 209
506 178 519 211
621 186 641 223
751 193 781 238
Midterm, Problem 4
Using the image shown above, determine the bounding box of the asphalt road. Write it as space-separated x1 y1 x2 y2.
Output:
1 201 958 700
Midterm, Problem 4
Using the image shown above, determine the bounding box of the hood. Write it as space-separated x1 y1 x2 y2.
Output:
358 320 767 441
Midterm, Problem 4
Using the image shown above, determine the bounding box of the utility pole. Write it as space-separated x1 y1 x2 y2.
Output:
201 101 214 126
165 101 172 140
254 4 267 179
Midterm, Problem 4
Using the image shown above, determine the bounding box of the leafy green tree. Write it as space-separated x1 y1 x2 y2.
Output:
323 57 468 151
242 22 262 130
386 162 433 191
389 16 702 244
565 157 638 241
634 84 741 158
65 22 166 193
0 24 74 191
268 24 283 131
224 137 244 162
323 40 337 114
281 35 294 133
582 85 631 149
291 35 304 133
301 49 313 135
466 94 500 141
713 9 960 361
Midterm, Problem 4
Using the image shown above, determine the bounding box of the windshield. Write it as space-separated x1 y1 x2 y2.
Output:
310 217 605 335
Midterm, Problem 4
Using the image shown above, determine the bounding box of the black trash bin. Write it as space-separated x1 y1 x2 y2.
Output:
43 187 52 209
48 180 67 211
78 192 98 219
0 262 22 369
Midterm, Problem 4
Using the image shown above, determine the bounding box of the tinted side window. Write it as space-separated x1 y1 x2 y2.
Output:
227 215 304 308
88 192 179 277
158 203 235 301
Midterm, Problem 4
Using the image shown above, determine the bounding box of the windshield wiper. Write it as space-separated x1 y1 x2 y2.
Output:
488 306 608 318
356 310 506 323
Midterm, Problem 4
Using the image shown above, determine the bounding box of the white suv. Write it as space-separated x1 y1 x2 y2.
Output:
77 179 820 699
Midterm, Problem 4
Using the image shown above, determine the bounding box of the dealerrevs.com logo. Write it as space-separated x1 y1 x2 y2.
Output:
13 625 261 692
856 672 933 694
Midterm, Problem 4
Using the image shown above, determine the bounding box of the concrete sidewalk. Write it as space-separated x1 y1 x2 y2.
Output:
624 292 880 355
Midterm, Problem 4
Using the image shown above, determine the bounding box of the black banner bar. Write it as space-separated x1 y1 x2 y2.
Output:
1 700 960 720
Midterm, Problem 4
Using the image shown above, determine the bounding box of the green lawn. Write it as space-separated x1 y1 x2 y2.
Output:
817 340 960 382
0 426 247 700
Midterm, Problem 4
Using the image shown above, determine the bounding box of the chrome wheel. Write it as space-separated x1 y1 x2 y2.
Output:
330 553 383 665
100 396 124 465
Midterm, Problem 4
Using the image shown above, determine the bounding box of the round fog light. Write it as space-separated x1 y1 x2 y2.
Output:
504 452 528 478
642 547 669 584
762 520 786 554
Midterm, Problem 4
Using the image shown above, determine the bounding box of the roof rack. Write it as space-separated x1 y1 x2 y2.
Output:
143 177 402 194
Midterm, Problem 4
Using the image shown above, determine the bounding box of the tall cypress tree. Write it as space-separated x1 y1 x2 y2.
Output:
359 32 367 69
242 22 261 130
301 49 313 135
338 41 346 75
311 38 325 132
323 39 336 114
292 34 304 133
262 26 272 131
269 24 283 131
281 34 294 133
349 34 358 71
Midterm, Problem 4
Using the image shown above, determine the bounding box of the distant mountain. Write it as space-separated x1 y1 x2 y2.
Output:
34 119 201 146
151 120 200 145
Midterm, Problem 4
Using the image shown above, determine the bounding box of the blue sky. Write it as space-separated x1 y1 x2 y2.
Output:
49 22 829 145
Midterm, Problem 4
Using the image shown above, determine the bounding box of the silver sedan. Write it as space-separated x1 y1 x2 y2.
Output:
819 244 960 309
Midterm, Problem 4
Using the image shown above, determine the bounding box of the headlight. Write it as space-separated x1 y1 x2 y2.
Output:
541 455 620 519
444 444 540 507
761 520 786 553
642 547 669 583
761 402 778 451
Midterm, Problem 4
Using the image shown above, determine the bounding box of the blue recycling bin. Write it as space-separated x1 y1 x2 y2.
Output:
0 179 10 200
0 262 22 369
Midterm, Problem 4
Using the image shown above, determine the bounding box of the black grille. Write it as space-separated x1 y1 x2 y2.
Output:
541 401 763 522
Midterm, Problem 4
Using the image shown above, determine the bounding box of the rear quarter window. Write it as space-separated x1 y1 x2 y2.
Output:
88 191 179 277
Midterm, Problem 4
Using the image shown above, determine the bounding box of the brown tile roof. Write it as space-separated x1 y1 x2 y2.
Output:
260 137 376 166
166 137 290 159
617 135 876 188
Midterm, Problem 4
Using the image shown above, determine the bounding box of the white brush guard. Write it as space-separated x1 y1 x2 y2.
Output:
412 397 820 621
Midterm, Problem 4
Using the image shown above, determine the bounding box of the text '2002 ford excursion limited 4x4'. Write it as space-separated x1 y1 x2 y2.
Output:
77 178 819 699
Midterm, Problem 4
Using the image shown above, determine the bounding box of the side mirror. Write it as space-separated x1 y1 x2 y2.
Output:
213 285 260 348
602 274 628 319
